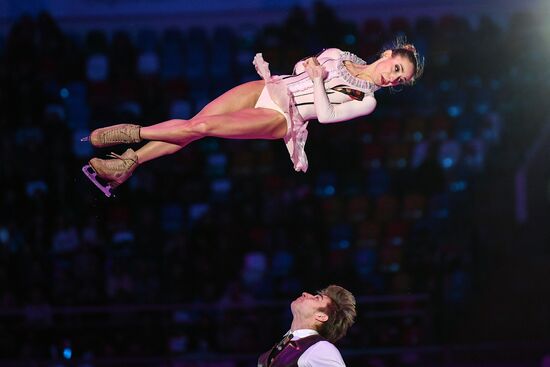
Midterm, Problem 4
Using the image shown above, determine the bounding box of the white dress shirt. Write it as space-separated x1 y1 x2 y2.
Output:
287 329 346 367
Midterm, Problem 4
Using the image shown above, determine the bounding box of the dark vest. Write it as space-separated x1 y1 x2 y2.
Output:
257 334 326 367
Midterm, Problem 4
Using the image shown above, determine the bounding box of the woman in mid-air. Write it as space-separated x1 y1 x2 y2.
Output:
82 39 423 196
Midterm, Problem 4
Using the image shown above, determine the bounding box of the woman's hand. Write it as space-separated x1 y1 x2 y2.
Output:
304 57 327 80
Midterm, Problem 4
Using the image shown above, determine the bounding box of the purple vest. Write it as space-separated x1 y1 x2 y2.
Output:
257 334 326 367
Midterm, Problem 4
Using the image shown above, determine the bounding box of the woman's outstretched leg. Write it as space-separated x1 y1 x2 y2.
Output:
86 108 286 193
87 80 265 149
129 80 267 163
84 80 285 193
139 108 287 144
135 141 184 164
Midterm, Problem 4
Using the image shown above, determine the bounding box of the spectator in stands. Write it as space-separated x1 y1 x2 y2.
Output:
82 38 423 196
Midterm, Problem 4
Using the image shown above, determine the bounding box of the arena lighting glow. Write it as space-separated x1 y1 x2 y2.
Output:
0 228 8 243
450 181 468 192
476 103 489 114
324 185 336 196
63 347 72 359
337 240 350 249
447 105 462 117
344 34 356 45
442 158 454 168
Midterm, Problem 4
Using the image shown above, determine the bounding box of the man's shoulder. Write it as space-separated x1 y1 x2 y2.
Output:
309 340 341 353
298 340 345 367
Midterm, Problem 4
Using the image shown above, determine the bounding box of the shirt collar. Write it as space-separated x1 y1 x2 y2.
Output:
288 329 319 340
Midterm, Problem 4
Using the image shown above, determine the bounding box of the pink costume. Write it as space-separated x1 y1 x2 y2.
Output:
253 48 380 172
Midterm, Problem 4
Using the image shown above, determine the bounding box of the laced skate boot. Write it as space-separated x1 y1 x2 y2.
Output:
82 124 142 148
82 148 139 197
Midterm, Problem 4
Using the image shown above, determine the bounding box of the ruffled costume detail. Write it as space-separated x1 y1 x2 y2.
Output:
253 50 379 172
253 53 309 172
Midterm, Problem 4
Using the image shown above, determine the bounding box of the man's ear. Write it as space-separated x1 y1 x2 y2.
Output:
315 312 329 323
381 49 393 59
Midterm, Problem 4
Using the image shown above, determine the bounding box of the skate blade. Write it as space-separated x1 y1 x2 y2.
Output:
82 164 113 197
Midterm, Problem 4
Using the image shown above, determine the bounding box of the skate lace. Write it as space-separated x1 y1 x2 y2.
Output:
103 127 132 143
106 152 137 168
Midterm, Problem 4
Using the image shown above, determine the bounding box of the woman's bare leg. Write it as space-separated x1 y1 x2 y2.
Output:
135 80 266 163
84 83 280 192
135 141 184 164
140 108 287 144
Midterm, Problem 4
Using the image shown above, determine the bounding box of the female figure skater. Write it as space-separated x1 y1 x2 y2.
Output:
82 40 423 196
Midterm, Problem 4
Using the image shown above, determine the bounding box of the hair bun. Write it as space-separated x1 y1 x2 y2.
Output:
402 44 416 52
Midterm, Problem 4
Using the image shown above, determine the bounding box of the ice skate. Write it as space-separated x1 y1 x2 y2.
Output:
82 148 139 197
81 124 142 148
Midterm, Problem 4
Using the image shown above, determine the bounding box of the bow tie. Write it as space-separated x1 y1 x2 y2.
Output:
268 333 294 366
275 333 293 351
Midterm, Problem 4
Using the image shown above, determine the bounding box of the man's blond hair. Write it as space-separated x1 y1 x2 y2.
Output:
317 285 356 343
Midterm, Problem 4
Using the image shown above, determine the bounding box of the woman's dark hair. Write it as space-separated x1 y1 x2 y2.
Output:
385 36 425 85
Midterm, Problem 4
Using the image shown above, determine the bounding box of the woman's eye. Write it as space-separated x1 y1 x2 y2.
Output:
395 65 399 72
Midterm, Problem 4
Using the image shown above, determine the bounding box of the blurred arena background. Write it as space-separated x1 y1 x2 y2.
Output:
0 0 549 366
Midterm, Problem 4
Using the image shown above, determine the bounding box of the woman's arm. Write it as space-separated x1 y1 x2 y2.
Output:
293 48 342 75
305 57 377 123
312 77 377 123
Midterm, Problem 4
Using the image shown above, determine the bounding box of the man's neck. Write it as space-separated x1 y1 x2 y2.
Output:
290 319 316 332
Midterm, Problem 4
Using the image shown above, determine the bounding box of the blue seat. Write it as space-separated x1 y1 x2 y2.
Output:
367 166 390 198
64 82 90 130
329 223 353 251
86 54 108 82
437 139 462 170
169 99 192 119
315 171 337 197
184 27 209 82
454 115 476 142
136 29 158 53
160 28 185 80
137 51 160 76
210 26 236 82
85 29 108 54
0 34 5 57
